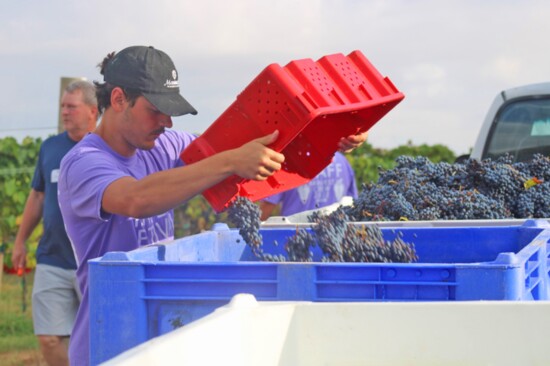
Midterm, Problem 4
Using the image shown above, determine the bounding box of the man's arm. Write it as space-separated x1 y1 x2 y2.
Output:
12 189 44 269
102 131 285 218
259 201 278 221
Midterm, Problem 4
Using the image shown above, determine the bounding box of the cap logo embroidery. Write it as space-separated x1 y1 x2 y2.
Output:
164 70 179 89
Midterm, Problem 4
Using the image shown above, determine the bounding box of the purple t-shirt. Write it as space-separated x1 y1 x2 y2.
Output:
264 152 358 216
58 130 195 366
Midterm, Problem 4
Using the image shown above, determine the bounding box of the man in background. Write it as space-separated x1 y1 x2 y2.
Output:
12 80 98 366
260 151 358 220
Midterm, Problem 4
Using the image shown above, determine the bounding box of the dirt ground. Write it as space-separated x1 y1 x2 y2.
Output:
1 350 46 366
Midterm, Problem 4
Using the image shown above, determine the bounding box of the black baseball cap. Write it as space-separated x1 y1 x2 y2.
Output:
103 46 197 116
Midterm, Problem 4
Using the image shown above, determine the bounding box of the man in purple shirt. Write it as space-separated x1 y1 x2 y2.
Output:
58 45 368 365
57 46 288 366
260 152 358 220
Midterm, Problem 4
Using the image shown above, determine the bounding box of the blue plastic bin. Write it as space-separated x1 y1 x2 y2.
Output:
89 220 550 364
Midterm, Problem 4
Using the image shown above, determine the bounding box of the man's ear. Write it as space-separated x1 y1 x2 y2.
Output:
110 87 127 112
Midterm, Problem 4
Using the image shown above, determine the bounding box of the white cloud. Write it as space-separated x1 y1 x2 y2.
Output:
402 63 448 98
485 56 522 84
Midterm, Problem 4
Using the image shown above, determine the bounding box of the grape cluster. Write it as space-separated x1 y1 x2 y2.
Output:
515 182 550 218
308 208 347 261
227 196 264 258
226 154 550 263
228 197 417 263
346 154 550 221
285 228 316 262
309 208 417 263
227 197 286 262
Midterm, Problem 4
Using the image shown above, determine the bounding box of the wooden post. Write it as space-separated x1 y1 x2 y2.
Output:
0 252 3 292
58 77 87 133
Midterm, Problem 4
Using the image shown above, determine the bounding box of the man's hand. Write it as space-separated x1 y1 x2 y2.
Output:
11 241 27 270
232 130 285 181
338 131 368 153
11 189 44 271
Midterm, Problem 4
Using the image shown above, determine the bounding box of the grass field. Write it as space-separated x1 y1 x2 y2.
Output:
0 269 46 366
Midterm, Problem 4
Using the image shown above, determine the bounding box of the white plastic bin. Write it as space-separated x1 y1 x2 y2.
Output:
102 294 550 366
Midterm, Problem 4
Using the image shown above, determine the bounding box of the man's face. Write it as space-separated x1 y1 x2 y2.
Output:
121 96 173 151
61 90 96 141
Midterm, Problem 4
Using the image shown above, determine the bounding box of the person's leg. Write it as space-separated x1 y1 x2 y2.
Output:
37 335 70 366
32 264 80 366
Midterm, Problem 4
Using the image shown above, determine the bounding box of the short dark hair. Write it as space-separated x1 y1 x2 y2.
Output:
94 51 141 115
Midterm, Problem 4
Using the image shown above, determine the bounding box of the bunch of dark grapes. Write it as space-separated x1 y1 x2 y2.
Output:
227 196 264 258
226 154 549 263
515 182 550 218
227 196 286 262
309 208 348 261
310 208 417 263
523 154 550 182
347 153 550 221
285 228 316 262
343 226 417 263
461 155 528 211
228 196 318 262
227 197 416 263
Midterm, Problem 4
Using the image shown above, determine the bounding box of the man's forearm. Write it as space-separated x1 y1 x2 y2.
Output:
14 189 45 245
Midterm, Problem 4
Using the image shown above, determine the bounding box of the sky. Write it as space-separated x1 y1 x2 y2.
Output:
1 0 549 156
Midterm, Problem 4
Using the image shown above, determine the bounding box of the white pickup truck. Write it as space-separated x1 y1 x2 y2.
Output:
466 82 550 162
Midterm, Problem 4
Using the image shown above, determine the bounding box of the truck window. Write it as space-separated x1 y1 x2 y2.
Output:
484 98 550 162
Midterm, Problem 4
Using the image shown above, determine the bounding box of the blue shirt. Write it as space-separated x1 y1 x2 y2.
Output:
32 131 78 269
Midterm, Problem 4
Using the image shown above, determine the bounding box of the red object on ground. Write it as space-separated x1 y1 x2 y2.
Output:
181 50 405 212
3 266 32 275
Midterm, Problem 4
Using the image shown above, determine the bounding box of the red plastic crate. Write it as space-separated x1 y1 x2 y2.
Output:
181 50 404 212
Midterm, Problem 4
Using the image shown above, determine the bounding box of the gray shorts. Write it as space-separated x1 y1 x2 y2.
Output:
32 264 81 336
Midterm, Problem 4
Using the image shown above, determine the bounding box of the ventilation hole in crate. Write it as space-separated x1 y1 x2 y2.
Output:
315 75 329 93
296 150 312 158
